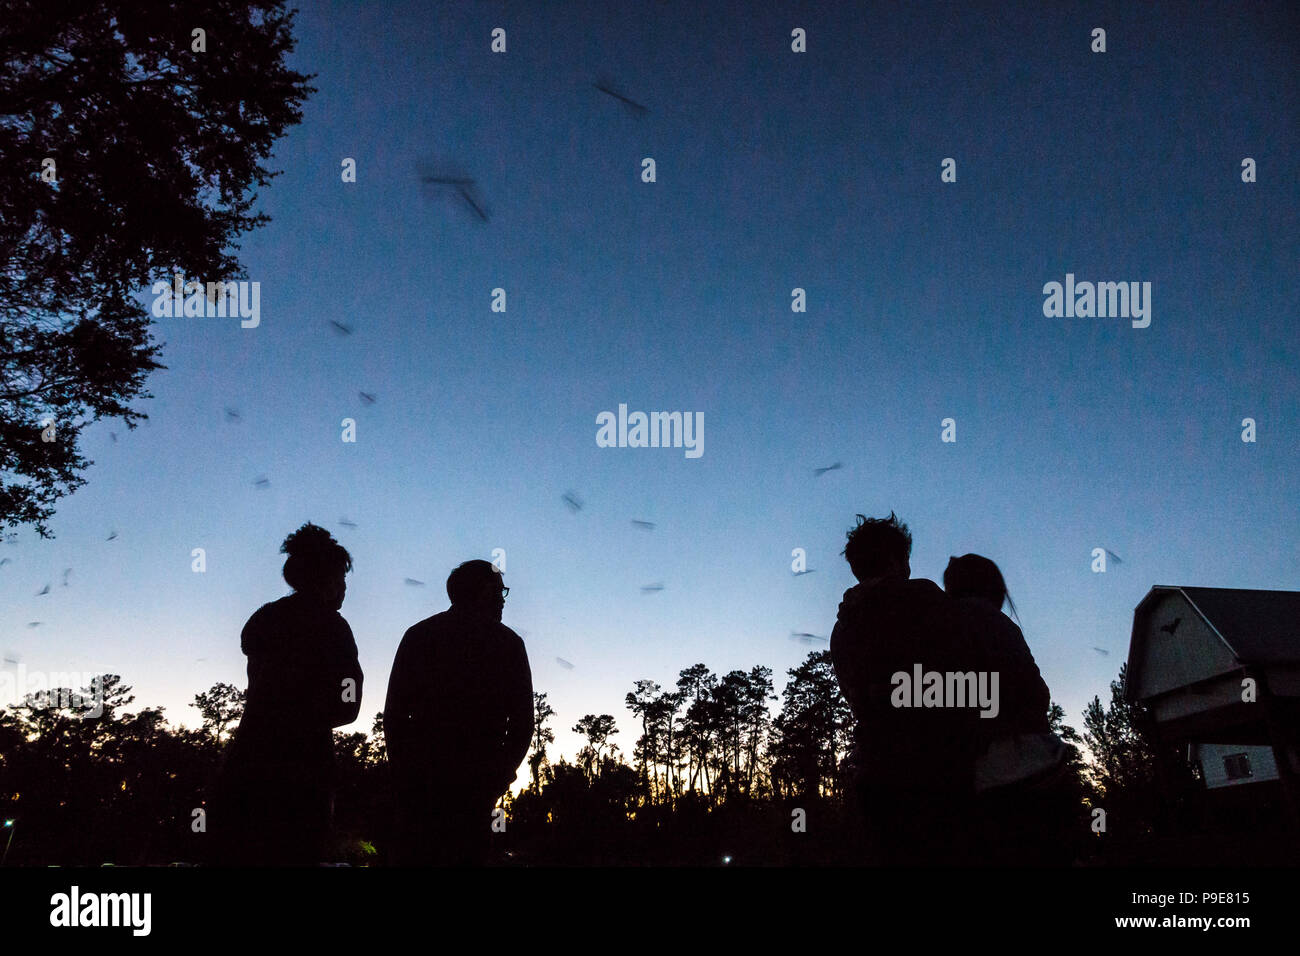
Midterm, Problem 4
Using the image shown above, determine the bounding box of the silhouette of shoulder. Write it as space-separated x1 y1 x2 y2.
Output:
954 597 1050 734
242 592 353 657
398 609 525 653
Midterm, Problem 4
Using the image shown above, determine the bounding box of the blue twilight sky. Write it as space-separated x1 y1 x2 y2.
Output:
2 0 1298 772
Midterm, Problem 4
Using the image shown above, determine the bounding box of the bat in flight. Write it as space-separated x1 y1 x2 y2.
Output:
631 519 656 530
454 186 488 222
329 320 354 336
419 171 490 222
813 462 842 477
592 78 649 117
641 583 665 593
562 492 584 513
790 631 829 645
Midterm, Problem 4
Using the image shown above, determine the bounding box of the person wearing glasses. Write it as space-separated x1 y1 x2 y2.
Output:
384 559 533 865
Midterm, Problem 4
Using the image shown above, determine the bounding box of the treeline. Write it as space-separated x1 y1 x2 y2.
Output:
524 655 854 807
0 656 1204 865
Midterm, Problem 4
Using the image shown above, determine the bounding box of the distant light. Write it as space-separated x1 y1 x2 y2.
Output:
3 820 12 827
722 855 732 864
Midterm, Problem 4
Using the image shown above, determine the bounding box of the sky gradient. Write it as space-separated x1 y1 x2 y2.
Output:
3 0 1298 775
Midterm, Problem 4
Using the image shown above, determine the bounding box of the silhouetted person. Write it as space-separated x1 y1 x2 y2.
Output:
830 513 982 865
211 523 363 865
385 560 533 865
945 554 1071 865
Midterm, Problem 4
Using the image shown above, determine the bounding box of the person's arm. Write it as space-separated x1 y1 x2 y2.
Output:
831 585 876 724
383 630 416 767
1006 622 1051 733
830 619 865 721
327 618 363 728
498 632 534 790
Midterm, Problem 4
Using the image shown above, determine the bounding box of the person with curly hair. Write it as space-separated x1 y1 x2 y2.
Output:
830 512 982 865
210 522 364 865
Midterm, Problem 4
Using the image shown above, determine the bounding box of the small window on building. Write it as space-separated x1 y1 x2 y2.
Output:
1223 753 1252 780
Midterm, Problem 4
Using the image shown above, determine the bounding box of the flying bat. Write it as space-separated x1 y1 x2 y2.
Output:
252 476 270 489
329 320 354 336
36 584 50 596
358 392 377 406
27 622 42 628
454 186 489 222
106 530 119 541
562 492 584 513
631 520 656 530
338 518 358 529
641 583 665 593
592 79 649 116
790 631 829 645
404 578 426 587
813 462 842 477
418 167 490 222
1091 647 1110 656
1103 549 1124 564
555 657 575 670
0 558 10 567
62 568 71 587
792 569 817 576
224 407 242 423
110 431 118 442
1160 617 1181 635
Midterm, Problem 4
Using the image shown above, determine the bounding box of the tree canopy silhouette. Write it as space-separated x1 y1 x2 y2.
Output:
0 1 314 534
